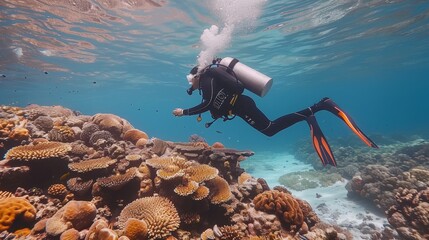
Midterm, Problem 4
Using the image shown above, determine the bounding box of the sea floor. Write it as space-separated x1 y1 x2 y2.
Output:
241 152 388 239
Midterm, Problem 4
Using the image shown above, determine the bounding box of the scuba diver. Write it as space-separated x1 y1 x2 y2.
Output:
172 57 378 167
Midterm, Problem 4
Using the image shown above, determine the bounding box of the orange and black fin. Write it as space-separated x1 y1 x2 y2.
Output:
306 115 337 167
321 98 379 149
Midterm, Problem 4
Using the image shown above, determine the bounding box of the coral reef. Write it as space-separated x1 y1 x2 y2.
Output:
0 104 355 239
386 188 429 239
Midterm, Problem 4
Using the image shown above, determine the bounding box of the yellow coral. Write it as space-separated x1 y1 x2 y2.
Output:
207 176 232 204
238 172 252 185
187 164 219 183
117 196 180 239
192 185 210 201
5 142 71 161
8 127 30 141
0 197 36 231
174 179 199 196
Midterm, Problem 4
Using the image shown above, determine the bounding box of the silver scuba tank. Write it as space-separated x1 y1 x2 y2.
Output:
219 57 273 97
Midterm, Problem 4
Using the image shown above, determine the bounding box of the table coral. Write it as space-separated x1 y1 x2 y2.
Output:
68 157 116 173
0 197 36 231
5 141 71 161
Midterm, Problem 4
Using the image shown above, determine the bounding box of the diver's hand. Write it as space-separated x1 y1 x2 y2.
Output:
173 108 184 117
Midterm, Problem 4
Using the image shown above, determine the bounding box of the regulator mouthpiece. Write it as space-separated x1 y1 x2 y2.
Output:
186 74 194 84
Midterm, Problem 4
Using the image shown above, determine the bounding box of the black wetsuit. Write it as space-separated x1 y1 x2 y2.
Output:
183 66 320 136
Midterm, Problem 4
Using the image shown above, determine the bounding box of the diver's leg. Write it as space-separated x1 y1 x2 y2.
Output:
234 95 312 137
313 97 378 148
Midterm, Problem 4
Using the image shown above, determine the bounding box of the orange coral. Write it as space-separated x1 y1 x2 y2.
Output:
253 190 304 229
123 218 148 240
8 127 30 141
5 142 71 161
0 197 36 231
123 129 149 144
212 142 225 148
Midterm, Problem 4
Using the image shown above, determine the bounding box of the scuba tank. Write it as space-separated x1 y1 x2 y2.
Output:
219 57 273 97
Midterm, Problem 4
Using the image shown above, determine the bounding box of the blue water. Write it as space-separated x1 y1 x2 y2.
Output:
1 0 429 152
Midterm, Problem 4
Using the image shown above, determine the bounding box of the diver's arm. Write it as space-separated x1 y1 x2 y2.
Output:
182 77 215 115
182 101 210 115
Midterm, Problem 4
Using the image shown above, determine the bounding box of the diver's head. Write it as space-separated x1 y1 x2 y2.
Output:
186 66 200 93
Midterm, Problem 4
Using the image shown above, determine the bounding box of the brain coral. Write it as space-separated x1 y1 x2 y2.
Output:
46 200 96 236
117 196 180 239
253 190 304 229
123 128 149 144
5 142 71 161
68 157 116 173
0 197 36 231
91 113 133 138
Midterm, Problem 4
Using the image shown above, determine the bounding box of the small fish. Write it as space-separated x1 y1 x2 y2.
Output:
215 130 222 134
60 172 71 181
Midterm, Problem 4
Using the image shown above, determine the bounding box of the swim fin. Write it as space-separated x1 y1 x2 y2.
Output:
306 115 337 167
319 98 379 149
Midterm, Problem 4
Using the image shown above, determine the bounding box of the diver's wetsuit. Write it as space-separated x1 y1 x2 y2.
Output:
183 66 320 137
